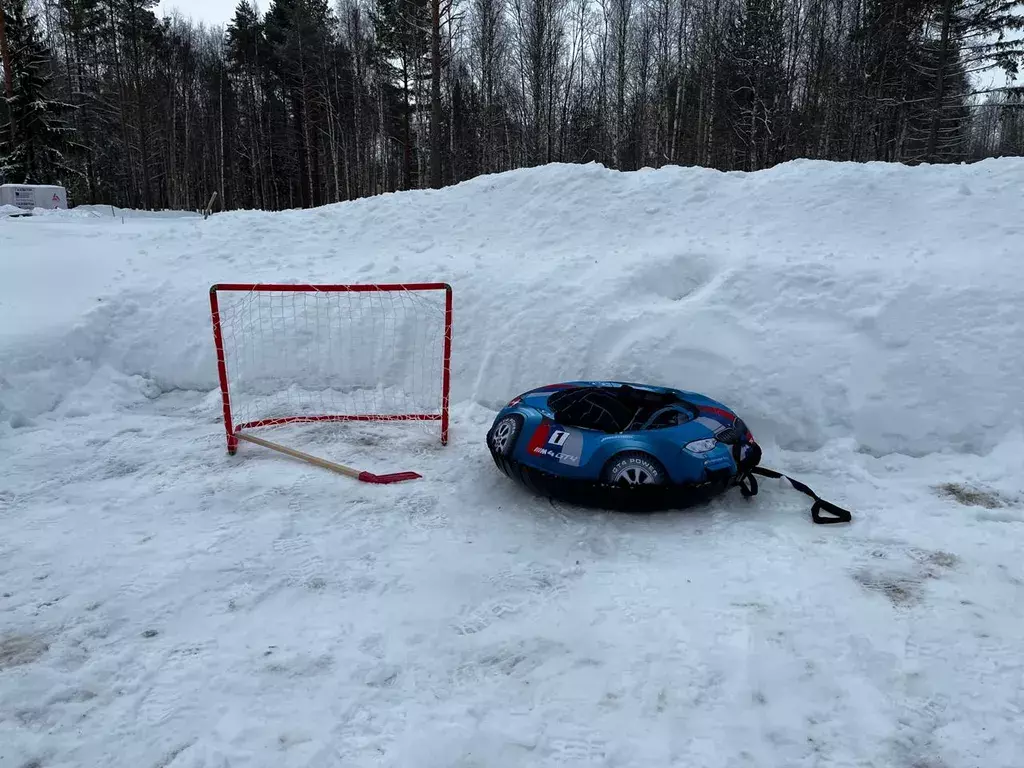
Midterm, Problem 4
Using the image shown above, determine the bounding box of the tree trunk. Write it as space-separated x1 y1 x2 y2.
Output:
429 0 443 188
0 0 15 147
219 70 226 210
926 0 954 162
402 53 413 190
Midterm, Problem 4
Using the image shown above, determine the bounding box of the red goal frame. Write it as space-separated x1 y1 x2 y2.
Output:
209 282 453 455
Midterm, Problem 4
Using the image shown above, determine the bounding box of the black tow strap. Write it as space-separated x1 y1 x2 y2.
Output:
738 466 853 525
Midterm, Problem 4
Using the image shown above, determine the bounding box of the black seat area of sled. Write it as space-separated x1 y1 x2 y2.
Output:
548 385 694 433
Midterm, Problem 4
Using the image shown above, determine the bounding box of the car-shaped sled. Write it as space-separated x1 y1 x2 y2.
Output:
486 380 763 511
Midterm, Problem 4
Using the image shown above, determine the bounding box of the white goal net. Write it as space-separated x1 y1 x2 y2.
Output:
210 283 452 453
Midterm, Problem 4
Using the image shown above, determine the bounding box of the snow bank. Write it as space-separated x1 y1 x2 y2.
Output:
3 158 1023 457
59 204 205 219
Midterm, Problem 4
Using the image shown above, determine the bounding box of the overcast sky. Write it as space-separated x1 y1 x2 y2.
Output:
156 0 245 27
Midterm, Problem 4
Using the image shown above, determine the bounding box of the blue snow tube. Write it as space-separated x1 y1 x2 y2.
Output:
485 381 852 524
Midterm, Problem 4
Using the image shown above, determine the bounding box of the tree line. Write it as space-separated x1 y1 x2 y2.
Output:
0 0 1022 211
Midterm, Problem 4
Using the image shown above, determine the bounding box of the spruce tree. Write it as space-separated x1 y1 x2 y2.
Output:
55 0 106 202
226 0 270 208
722 0 789 171
372 0 431 189
0 0 80 185
1 0 14 143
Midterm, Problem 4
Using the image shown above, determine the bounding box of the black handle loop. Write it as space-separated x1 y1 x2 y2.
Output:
739 472 758 498
811 499 853 525
749 467 853 525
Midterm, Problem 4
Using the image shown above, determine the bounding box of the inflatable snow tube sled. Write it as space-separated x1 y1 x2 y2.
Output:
486 381 852 525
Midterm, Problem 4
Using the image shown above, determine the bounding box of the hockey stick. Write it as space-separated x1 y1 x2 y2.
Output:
233 432 422 484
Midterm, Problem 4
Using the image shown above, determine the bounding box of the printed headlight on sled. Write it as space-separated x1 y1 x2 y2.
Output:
684 438 718 455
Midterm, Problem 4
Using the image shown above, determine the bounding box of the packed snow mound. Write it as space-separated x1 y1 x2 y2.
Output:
3 158 1023 456
4 160 1024 768
58 204 205 220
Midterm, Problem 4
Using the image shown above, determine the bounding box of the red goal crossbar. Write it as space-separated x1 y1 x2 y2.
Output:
209 282 453 456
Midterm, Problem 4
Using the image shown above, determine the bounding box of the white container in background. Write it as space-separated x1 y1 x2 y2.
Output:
0 184 69 210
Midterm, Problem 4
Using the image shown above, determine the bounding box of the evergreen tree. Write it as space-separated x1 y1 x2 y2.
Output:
998 89 1024 155
372 0 432 189
954 0 1024 82
722 0 789 171
0 0 80 185
226 0 271 208
1 0 15 149
1 0 1020 210
53 0 106 202
264 0 336 207
907 4 974 164
920 0 1024 162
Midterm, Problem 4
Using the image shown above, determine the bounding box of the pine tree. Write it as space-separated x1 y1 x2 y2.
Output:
47 0 106 202
0 0 80 185
0 0 1019 210
722 0 789 171
953 0 1024 84
226 0 271 208
909 0 1023 163
909 0 973 163
1 0 15 145
372 0 432 189
265 0 337 207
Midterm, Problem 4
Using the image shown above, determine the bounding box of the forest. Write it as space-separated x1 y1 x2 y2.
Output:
0 0 1022 211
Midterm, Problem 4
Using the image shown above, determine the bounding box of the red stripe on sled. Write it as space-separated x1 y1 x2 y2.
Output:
699 406 736 423
527 421 552 455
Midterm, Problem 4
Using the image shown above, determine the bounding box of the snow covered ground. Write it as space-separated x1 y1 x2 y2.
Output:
2 159 1024 768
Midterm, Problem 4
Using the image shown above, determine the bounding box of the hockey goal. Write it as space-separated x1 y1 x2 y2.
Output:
209 282 452 480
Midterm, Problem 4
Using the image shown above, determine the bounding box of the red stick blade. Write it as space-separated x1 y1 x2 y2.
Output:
357 470 423 484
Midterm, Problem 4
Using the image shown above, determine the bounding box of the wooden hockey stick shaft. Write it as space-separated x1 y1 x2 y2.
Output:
235 432 361 477
233 432 422 483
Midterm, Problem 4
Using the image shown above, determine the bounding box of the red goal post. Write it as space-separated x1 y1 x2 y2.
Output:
209 282 453 459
